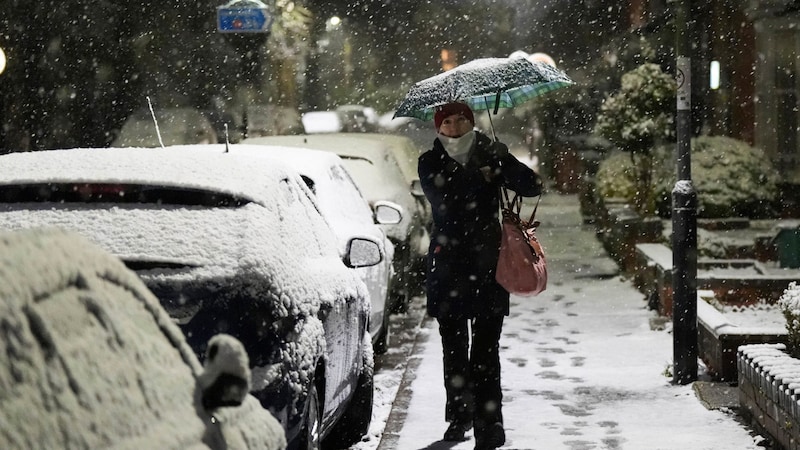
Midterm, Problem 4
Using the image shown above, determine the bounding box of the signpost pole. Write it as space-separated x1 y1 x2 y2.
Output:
672 0 698 385
216 0 272 138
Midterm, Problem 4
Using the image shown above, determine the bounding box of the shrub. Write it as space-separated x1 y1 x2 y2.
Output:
779 282 800 358
594 149 671 213
594 63 676 154
594 151 637 199
594 63 676 215
651 136 779 218
596 136 779 219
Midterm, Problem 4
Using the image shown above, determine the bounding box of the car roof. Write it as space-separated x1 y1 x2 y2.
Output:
242 133 394 159
228 144 343 173
0 145 300 206
228 145 360 197
241 135 410 196
226 144 380 233
242 133 422 183
0 145 343 271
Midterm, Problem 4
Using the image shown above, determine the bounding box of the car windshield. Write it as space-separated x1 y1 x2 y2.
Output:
337 157 383 190
0 183 249 207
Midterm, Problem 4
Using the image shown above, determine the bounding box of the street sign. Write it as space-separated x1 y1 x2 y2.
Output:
217 5 273 33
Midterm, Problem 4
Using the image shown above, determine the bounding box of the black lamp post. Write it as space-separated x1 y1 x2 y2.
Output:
672 0 698 385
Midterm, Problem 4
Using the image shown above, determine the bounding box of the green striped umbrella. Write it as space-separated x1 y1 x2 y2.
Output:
393 57 574 122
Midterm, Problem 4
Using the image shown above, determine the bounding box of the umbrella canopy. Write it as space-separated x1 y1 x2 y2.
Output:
394 57 574 122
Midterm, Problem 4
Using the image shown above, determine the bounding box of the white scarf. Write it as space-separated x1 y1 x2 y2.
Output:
438 130 476 165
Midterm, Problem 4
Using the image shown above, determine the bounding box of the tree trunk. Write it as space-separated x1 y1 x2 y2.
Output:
631 152 655 216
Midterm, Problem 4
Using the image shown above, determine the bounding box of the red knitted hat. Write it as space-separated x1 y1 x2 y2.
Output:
434 102 475 130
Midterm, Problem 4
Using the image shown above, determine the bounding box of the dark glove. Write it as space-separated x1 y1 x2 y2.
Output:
489 141 510 159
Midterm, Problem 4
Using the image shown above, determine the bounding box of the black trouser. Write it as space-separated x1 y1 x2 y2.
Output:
438 314 504 435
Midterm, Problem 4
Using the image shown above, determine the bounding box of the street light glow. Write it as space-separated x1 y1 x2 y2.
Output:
0 46 6 76
710 60 720 90
329 16 341 27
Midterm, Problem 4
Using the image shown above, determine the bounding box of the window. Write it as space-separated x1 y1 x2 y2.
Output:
775 30 799 173
0 183 249 207
753 16 800 180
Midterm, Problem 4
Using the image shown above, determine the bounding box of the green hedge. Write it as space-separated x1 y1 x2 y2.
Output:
596 136 779 219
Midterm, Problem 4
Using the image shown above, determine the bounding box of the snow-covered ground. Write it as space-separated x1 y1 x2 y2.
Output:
355 193 768 450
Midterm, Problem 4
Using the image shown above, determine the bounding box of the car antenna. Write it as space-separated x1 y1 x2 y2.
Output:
224 123 230 153
146 96 165 148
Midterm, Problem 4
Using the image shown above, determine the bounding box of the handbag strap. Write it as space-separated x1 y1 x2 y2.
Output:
501 186 541 223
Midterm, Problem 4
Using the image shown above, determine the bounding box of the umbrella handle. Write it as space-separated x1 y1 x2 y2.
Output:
484 95 498 142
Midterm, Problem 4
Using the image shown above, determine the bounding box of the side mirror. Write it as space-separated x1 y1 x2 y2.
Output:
198 334 251 410
374 200 403 225
410 179 424 198
345 236 383 268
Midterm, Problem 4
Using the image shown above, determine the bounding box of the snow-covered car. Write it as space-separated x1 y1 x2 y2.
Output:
343 133 431 226
302 108 378 134
335 105 379 132
221 145 401 354
241 134 430 312
0 146 380 450
301 111 344 134
0 227 286 450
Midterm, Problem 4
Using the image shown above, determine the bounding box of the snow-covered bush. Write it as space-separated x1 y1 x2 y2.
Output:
593 63 676 215
651 136 779 218
596 136 779 219
779 282 800 358
594 151 636 199
594 63 676 155
595 150 670 214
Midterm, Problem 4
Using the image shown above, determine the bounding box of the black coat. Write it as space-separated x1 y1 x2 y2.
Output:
418 131 542 320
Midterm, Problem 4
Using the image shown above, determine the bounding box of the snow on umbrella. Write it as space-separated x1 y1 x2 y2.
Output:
393 57 574 122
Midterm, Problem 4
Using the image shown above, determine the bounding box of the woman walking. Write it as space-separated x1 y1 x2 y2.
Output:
417 101 542 450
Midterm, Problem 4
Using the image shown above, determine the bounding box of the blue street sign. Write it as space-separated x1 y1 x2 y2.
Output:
217 5 273 33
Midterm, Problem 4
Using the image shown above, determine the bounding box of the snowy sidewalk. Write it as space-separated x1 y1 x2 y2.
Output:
378 193 765 450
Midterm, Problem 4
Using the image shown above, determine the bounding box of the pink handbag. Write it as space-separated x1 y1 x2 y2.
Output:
495 189 547 296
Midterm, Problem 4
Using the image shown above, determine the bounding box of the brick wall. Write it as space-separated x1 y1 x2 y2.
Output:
738 344 800 450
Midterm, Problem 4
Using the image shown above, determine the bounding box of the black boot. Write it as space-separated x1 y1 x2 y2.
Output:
443 420 472 441
474 422 505 450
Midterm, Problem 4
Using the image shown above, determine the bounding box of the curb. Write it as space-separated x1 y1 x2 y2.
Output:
376 311 434 450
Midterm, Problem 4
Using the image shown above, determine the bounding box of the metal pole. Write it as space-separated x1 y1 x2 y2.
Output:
672 0 698 385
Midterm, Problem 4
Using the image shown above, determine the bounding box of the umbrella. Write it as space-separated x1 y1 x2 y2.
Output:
393 57 573 135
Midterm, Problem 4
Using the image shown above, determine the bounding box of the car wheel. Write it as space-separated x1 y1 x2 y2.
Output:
297 383 322 450
389 246 413 314
322 350 374 449
389 277 412 314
